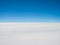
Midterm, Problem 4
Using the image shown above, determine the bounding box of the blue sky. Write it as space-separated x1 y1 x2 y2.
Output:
0 0 60 22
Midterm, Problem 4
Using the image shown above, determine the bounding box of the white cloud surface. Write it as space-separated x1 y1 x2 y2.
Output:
0 22 60 45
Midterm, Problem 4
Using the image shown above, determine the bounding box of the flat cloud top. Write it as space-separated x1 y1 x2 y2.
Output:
0 22 60 45
0 22 60 31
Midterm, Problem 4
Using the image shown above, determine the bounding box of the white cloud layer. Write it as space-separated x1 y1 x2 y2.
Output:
0 22 60 31
0 22 60 45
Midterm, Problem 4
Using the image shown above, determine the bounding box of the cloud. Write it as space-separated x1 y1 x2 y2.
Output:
0 22 60 31
0 22 60 45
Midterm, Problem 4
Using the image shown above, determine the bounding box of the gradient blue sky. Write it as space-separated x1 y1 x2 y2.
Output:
0 0 60 22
